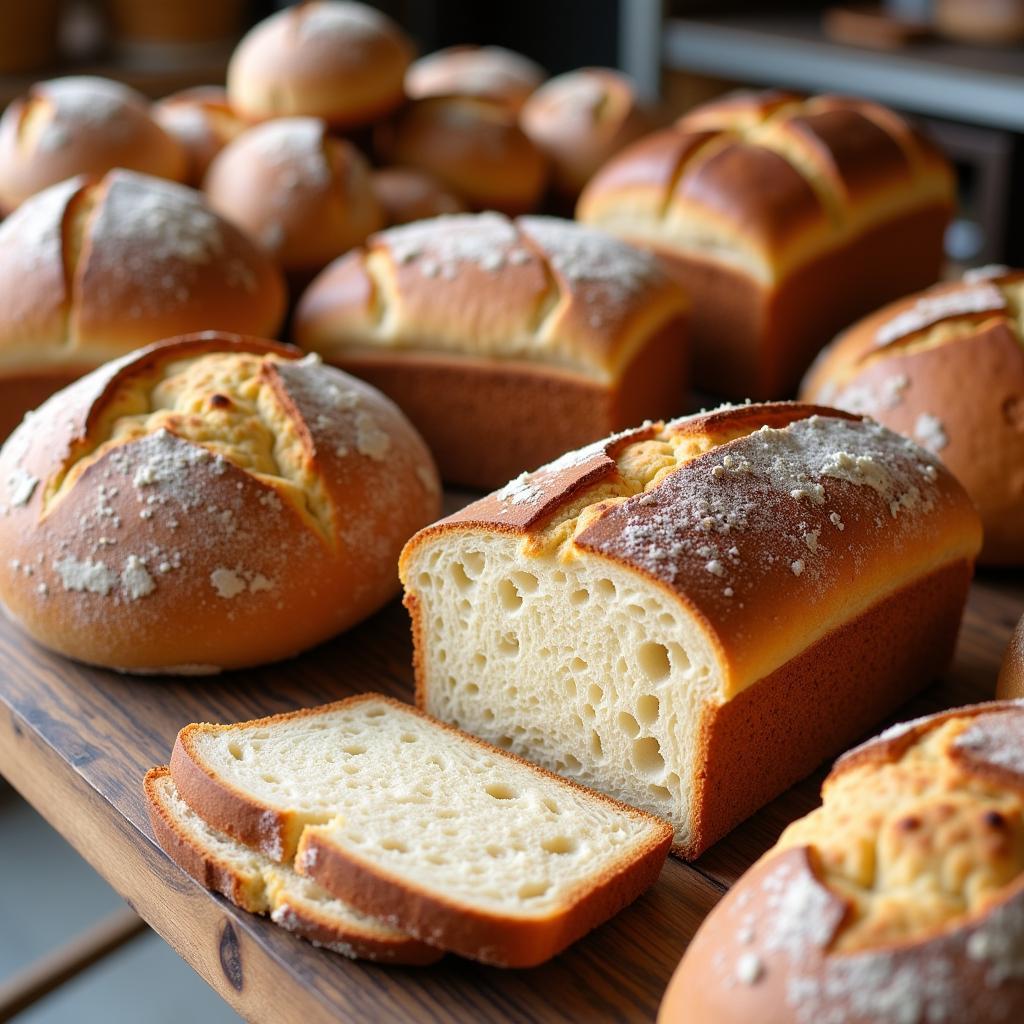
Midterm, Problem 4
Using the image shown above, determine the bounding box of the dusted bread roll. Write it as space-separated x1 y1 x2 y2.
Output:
998 615 1024 699
227 1 413 129
399 403 982 856
801 267 1024 565
0 333 440 673
204 117 384 283
578 90 954 399
405 45 545 113
294 213 689 489
0 76 187 213
659 700 1024 1023
377 96 548 215
520 68 649 201
153 86 246 186
0 170 286 439
370 168 465 227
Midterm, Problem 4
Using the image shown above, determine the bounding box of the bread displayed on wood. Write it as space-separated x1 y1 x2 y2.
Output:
227 1 413 129
145 766 442 964
801 267 1024 565
376 96 548 216
204 117 384 284
577 90 954 399
405 45 545 113
520 68 649 201
370 168 466 227
399 402 982 858
0 170 286 439
167 693 673 967
659 700 1024 1023
998 615 1024 700
0 76 187 213
294 212 690 489
153 86 246 187
0 333 440 673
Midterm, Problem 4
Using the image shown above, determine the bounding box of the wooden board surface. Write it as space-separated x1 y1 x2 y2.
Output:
0 551 1020 1023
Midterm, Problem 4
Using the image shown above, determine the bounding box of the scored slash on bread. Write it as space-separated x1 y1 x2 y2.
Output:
165 693 673 968
144 767 441 965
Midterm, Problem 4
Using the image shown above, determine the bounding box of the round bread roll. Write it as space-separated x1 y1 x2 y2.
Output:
204 117 384 282
800 267 1024 565
0 333 441 673
520 68 649 200
405 45 545 113
659 700 1024 1023
370 168 465 226
377 96 548 215
227 1 413 129
153 86 246 186
998 615 1024 699
0 76 187 213
0 169 286 440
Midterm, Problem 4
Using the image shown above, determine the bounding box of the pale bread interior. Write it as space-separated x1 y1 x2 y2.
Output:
189 697 664 916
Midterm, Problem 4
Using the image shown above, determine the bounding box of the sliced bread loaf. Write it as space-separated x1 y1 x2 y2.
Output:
144 766 441 965
169 694 673 967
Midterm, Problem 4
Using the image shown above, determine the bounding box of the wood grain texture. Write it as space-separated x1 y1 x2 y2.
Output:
0 526 1019 1022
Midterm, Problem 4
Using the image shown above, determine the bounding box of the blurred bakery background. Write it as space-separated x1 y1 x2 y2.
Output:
0 0 1021 1021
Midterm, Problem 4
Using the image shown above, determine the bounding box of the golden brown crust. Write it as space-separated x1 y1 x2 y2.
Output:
0 332 440 672
0 76 187 214
153 86 246 187
404 45 545 113
226 1 413 129
998 616 1024 700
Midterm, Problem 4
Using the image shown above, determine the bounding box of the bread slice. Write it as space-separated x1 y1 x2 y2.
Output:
169 694 672 967
144 767 441 965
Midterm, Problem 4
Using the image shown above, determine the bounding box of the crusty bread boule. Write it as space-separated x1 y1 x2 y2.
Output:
405 45 545 113
153 86 247 187
370 168 465 227
204 117 384 282
0 170 286 440
227 1 413 129
0 76 188 213
0 333 440 673
998 615 1024 699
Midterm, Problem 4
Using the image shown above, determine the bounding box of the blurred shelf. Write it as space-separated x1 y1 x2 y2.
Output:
663 14 1024 130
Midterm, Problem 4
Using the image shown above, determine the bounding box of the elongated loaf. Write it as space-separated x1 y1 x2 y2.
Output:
801 267 1024 565
577 90 954 398
659 700 1024 1023
145 767 441 964
294 213 689 489
169 693 672 967
400 403 982 857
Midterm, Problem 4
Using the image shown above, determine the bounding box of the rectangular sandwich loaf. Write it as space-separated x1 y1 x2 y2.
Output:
577 91 954 398
399 403 983 858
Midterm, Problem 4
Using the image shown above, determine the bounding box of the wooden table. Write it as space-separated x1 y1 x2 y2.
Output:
0 554 1019 1023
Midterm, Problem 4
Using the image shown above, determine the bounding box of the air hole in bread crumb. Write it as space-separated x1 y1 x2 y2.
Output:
473 652 486 668
563 677 577 697
627 603 645 619
669 643 691 674
482 708 495 722
552 570 567 584
465 682 480 695
261 774 278 784
417 572 431 589
343 743 366 755
518 881 550 900
649 784 672 801
426 854 446 865
486 782 516 800
400 732 417 743
570 588 590 606
381 838 407 853
498 578 523 611
486 844 504 858
637 642 671 682
365 708 386 718
590 731 603 757
633 737 665 775
596 579 616 598
511 570 539 593
542 797 560 814
582 703 595 721
227 741 243 760
498 633 519 655
437 649 448 664
427 755 445 768
564 754 582 771
636 695 660 726
618 712 640 738
588 684 604 705
496 736 514 748
570 657 587 673
541 835 577 855
463 551 485 577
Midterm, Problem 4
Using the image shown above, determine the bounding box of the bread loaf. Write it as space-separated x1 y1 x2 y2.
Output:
204 117 384 283
227 1 413 129
0 170 286 439
371 168 465 227
0 76 187 213
293 212 690 489
577 90 954 398
0 333 440 672
400 402 982 857
659 700 1024 1023
153 86 246 187
801 267 1024 565
169 693 673 967
405 45 545 113
998 616 1024 700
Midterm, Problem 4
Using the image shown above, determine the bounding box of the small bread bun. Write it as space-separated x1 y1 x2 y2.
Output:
800 267 1024 565
0 76 188 213
153 86 246 186
405 45 545 113
520 68 649 200
998 615 1024 699
204 117 384 282
370 168 465 227
378 96 548 215
0 170 286 439
659 700 1024 1024
0 333 441 673
227 1 413 129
